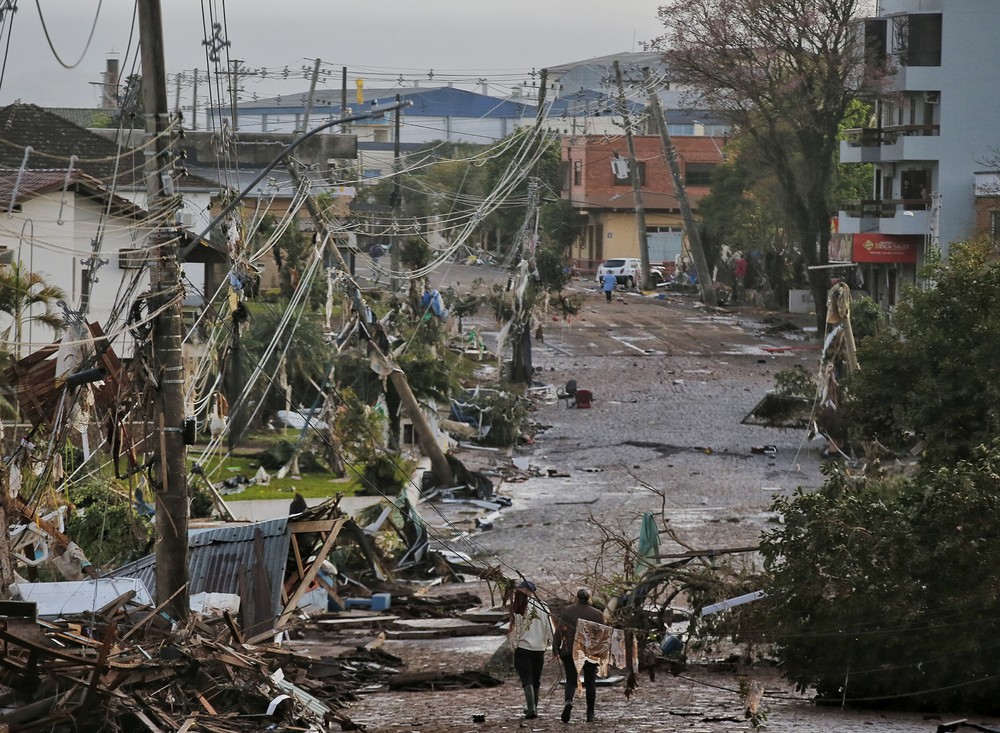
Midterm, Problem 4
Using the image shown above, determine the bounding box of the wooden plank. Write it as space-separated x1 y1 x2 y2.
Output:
121 584 187 642
196 692 217 715
222 610 243 645
0 628 98 666
314 573 343 610
96 590 136 617
81 618 117 711
133 708 165 733
314 614 400 627
288 520 340 533
0 601 36 617
275 516 345 629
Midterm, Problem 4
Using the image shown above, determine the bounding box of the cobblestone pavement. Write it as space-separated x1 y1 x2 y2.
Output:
335 280 1000 732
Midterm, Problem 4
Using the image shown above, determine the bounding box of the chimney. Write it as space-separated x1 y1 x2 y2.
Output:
102 55 120 109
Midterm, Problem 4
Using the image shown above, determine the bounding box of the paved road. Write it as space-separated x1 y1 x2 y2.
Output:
328 277 1000 732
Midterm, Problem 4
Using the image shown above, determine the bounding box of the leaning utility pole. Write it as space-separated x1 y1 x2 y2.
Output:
614 60 652 291
286 162 455 487
138 0 189 620
301 58 321 132
644 68 717 307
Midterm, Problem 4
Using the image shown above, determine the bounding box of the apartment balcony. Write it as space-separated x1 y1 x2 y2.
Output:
841 125 940 164
892 65 943 93
839 200 929 236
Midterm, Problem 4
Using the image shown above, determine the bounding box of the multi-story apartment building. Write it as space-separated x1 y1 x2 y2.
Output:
838 0 1000 308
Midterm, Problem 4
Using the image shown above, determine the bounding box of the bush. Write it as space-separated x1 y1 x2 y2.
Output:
841 239 1000 463
756 453 1000 713
64 480 154 570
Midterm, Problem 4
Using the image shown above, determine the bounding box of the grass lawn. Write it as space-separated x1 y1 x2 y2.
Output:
190 445 364 501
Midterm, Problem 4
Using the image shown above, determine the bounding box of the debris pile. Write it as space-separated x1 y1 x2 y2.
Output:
0 596 371 732
0 582 504 732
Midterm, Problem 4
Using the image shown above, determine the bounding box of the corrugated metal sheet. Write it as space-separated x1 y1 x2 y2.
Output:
111 517 291 625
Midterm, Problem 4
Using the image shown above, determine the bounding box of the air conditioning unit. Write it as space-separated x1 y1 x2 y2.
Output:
119 248 151 270
0 248 14 266
924 91 940 104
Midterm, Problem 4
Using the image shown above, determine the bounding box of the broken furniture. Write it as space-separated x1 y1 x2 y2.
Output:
556 379 578 408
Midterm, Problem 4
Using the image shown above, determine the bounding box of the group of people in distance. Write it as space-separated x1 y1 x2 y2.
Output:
509 581 605 723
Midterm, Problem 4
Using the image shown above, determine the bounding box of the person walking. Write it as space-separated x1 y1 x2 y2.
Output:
601 272 617 303
553 587 605 723
509 580 552 719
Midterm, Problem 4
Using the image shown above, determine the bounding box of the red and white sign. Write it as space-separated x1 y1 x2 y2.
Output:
852 234 920 264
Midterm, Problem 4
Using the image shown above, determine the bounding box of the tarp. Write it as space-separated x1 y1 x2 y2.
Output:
635 512 660 574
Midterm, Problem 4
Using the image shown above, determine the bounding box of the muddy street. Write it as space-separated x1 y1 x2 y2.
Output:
332 281 1000 732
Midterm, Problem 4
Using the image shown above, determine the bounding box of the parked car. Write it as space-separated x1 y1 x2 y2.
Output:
595 258 664 287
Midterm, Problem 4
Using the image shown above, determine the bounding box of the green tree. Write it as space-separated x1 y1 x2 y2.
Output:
539 197 584 254
841 239 1000 463
758 454 1000 713
240 302 332 422
656 0 871 329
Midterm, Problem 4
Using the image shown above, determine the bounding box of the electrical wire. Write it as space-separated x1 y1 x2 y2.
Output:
33 0 102 69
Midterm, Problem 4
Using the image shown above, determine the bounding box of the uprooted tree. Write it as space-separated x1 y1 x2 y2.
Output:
653 0 874 330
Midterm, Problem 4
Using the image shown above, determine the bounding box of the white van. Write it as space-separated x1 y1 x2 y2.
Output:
596 258 664 287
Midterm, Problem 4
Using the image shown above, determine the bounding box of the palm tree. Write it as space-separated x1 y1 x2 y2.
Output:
0 264 66 421
0 263 66 358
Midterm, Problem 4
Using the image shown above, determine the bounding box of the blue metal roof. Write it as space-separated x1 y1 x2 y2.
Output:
237 86 533 120
110 517 291 625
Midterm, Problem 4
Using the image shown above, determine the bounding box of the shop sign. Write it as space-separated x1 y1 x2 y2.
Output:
852 234 919 263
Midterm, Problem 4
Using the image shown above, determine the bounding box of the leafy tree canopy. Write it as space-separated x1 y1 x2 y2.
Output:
654 0 871 326
841 239 1000 463
758 452 1000 714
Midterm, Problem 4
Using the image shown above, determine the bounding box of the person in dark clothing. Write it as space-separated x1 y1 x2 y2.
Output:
552 587 605 723
289 493 307 515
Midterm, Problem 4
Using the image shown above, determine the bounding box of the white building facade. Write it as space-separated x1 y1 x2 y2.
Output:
838 0 1000 306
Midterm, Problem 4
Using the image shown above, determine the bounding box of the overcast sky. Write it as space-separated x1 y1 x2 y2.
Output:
2 1 666 109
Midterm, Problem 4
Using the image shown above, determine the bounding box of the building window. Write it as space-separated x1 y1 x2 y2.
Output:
894 13 942 67
613 161 646 186
991 211 1000 245
574 160 582 186
668 124 694 136
684 163 717 186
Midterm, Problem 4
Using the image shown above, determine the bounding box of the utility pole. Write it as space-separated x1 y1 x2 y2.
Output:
614 61 651 291
138 0 189 621
191 68 199 131
301 58 321 133
229 59 241 130
340 67 349 134
644 68 717 307
390 94 402 293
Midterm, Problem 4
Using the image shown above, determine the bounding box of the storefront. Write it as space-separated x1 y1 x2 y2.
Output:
829 233 920 309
